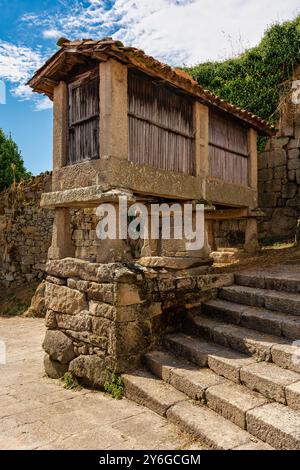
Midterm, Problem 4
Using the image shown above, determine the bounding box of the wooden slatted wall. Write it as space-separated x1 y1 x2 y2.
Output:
128 70 195 175
68 69 99 165
209 108 249 186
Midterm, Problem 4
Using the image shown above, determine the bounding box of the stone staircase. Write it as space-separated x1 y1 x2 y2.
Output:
123 265 300 450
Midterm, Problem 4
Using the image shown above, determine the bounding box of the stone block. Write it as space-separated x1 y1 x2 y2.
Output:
56 311 91 332
286 197 300 207
282 182 298 199
206 382 268 429
109 321 147 356
270 137 289 148
258 168 273 182
114 284 142 306
123 370 186 417
273 165 287 179
260 193 277 208
43 330 75 364
167 401 253 450
288 148 300 160
267 149 286 168
288 170 296 181
285 381 300 411
271 207 298 237
45 310 57 329
46 275 66 286
246 403 300 449
287 139 300 149
46 258 99 282
45 282 87 315
86 282 114 303
240 362 299 403
288 158 300 171
69 355 109 388
44 354 68 379
90 316 112 337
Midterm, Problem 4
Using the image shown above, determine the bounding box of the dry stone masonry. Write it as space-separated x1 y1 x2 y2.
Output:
0 173 53 286
42 257 233 385
258 132 300 240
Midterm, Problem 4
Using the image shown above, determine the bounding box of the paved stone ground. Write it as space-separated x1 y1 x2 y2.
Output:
0 317 203 450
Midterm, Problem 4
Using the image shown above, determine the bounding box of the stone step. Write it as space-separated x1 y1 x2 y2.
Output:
123 366 273 449
239 361 300 404
219 285 300 316
145 350 269 430
122 369 187 417
144 350 228 401
167 401 273 450
187 312 300 373
164 333 300 403
235 269 300 294
246 402 300 450
165 332 256 383
202 299 300 340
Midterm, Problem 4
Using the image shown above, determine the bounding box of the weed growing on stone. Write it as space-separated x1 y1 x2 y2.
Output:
62 372 81 391
104 373 124 399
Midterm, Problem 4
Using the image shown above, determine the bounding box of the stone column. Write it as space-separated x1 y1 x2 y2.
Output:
53 81 68 170
99 59 128 160
206 219 217 252
48 208 75 260
245 129 260 253
194 103 209 197
244 218 259 254
248 128 258 193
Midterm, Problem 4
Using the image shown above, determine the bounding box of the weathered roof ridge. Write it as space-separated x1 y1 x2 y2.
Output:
28 37 275 135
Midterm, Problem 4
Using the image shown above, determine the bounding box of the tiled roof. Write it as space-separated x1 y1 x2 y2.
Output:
28 38 275 135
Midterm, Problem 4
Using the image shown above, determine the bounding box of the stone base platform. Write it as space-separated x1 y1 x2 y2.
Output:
42 257 233 387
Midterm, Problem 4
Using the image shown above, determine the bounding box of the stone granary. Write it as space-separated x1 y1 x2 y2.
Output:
28 38 274 385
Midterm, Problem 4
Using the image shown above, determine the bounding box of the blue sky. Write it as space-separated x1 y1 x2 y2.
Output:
0 0 299 176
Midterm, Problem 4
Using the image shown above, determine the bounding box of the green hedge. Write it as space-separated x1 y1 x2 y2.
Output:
185 16 300 127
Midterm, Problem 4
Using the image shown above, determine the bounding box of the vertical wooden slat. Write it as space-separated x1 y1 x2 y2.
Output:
128 70 195 175
68 73 99 165
208 108 249 185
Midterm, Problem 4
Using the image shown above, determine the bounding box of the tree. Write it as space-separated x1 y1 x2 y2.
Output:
0 129 31 192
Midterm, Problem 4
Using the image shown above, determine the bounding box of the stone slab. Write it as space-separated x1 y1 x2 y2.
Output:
167 401 259 450
246 402 300 450
285 381 300 411
123 370 186 416
206 382 268 429
240 362 300 404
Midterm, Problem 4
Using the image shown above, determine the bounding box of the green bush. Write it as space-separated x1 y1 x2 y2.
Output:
185 16 300 128
104 373 124 400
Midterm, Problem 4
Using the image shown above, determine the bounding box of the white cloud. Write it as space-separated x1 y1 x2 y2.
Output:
3 0 300 110
34 96 53 111
43 29 62 39
0 41 50 110
20 0 300 65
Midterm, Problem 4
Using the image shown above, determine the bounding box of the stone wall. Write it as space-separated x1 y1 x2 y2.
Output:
258 132 300 240
42 257 233 385
0 175 115 287
0 173 53 286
